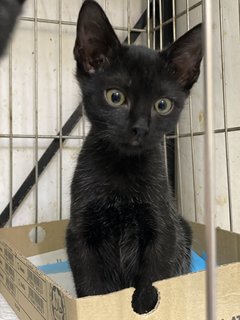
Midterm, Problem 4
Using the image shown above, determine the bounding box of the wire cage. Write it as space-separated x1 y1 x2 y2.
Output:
0 0 239 318
0 0 177 228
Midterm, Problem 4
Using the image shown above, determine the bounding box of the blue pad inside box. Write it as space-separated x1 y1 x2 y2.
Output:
37 250 206 275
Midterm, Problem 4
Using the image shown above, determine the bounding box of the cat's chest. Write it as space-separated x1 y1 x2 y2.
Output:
77 142 164 196
81 200 157 285
83 199 156 247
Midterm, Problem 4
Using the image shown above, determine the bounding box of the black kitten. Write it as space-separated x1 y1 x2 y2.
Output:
66 0 202 314
0 0 25 57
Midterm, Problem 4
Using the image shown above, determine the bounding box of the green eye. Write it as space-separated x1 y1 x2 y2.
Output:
154 98 173 115
105 89 126 107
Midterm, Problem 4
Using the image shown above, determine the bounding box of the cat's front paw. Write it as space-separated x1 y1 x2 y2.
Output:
131 286 159 314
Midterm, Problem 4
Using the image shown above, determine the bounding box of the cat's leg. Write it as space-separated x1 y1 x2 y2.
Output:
131 242 173 314
175 216 192 274
132 218 192 314
66 225 122 297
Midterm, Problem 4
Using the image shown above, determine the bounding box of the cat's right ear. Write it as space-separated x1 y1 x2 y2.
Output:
74 0 121 74
163 24 203 91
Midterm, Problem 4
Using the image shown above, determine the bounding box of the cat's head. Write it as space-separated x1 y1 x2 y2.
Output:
74 0 202 155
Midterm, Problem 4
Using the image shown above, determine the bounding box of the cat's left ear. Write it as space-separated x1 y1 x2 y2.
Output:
163 24 203 90
74 0 121 74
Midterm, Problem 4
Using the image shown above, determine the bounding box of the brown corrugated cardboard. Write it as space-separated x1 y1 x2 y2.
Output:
0 220 239 320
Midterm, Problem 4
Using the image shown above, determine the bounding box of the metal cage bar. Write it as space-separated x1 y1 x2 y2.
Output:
158 0 171 190
58 0 63 220
8 43 13 228
203 0 217 318
158 0 163 50
219 0 233 231
6 126 240 140
34 0 39 240
33 1 39 208
127 0 131 45
186 0 198 222
172 0 184 215
147 0 151 48
152 0 156 50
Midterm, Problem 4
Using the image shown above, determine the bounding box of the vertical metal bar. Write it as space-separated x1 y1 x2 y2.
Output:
186 0 190 27
172 0 184 215
219 0 233 231
8 43 13 227
153 0 156 49
172 0 176 40
58 0 63 220
163 136 169 187
203 0 216 319
158 0 169 185
82 108 86 140
147 0 151 48
159 0 163 50
186 0 198 221
34 0 39 239
127 0 131 45
81 0 87 141
238 0 240 38
188 96 198 221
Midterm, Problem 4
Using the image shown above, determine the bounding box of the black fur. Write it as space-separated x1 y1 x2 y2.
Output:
66 0 202 314
0 0 25 57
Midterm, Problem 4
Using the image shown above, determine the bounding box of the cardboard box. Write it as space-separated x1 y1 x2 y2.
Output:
0 220 239 320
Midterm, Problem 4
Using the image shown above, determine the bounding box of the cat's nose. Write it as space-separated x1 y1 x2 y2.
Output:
131 118 149 138
131 126 149 138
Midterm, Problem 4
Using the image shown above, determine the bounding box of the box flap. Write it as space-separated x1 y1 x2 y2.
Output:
190 222 240 264
0 220 68 257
